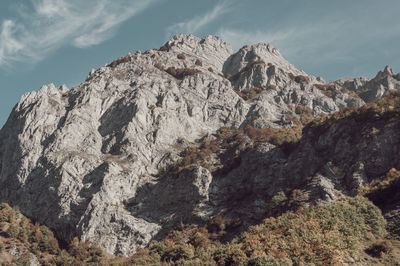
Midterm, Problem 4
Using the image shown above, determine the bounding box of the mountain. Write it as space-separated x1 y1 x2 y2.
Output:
0 34 399 260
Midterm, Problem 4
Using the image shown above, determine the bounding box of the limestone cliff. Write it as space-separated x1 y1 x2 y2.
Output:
0 34 399 256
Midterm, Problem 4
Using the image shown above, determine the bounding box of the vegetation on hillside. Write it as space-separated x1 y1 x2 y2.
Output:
306 90 400 133
126 196 390 265
160 125 302 177
0 203 108 265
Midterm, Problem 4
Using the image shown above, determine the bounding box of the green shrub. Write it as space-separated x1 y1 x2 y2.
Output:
248 256 281 266
6 223 20 238
164 244 195 262
15 255 31 266
0 203 13 222
68 238 106 264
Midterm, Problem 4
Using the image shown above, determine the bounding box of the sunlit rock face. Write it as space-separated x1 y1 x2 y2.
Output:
1 34 397 256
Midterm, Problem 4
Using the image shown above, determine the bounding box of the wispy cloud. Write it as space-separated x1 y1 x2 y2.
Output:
216 28 296 51
216 8 400 71
216 18 359 66
0 0 156 67
167 1 232 36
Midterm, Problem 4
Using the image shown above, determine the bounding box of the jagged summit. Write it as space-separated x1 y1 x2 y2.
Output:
334 65 400 102
377 65 394 77
161 34 232 72
0 34 399 256
223 42 305 77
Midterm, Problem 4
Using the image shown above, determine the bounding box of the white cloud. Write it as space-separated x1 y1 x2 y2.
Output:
167 1 231 36
0 0 156 67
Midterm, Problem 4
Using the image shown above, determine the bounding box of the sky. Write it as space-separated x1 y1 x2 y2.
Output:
1 0 400 127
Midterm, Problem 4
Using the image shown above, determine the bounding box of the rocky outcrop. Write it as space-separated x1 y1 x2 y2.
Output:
0 34 394 256
334 65 400 102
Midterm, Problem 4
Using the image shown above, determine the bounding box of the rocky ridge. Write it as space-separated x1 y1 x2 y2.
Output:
334 65 400 102
0 34 399 256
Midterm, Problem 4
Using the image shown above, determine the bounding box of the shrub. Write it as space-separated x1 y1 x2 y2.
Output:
235 87 263 100
177 53 186 60
195 59 203 66
38 226 60 254
159 45 169 52
108 55 132 68
248 256 281 266
166 67 201 80
314 83 338 98
0 203 13 222
154 62 164 71
294 75 309 83
288 73 309 84
208 67 214 72
207 215 227 236
295 105 314 126
164 244 195 262
270 191 288 209
68 238 106 264
6 223 20 238
15 256 31 266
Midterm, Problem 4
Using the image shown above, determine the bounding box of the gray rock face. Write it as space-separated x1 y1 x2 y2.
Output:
0 34 392 255
334 65 400 102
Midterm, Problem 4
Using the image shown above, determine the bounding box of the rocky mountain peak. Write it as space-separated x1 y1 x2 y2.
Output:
0 34 398 256
163 34 233 72
223 41 305 77
335 65 400 102
375 65 394 80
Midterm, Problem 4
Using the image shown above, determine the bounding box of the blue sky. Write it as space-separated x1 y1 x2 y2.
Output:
1 0 400 127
